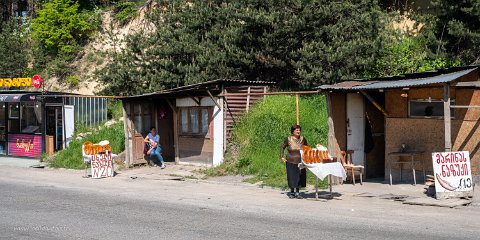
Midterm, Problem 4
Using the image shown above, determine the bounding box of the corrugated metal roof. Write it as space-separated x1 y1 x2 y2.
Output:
120 79 275 99
318 66 478 91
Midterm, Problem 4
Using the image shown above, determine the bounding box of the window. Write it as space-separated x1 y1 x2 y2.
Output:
132 103 152 135
179 107 211 136
21 102 41 133
409 99 455 118
9 103 19 119
8 103 20 132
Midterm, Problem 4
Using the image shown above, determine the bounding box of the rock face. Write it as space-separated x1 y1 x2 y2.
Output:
104 120 117 128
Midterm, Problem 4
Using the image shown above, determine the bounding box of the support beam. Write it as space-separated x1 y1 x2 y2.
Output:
165 98 176 113
206 90 222 110
173 108 179 164
164 98 179 163
360 91 388 117
444 84 452 152
122 102 131 167
450 105 480 108
189 96 201 106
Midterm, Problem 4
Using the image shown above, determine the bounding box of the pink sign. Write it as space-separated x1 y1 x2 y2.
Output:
8 134 42 157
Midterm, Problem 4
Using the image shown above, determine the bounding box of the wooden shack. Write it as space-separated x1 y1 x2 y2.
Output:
319 66 480 184
120 80 273 167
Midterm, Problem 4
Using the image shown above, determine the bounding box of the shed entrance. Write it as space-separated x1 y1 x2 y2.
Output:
364 91 385 179
346 93 365 167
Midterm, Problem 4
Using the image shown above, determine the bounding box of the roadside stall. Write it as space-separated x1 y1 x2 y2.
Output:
300 145 346 199
0 92 67 157
318 65 480 187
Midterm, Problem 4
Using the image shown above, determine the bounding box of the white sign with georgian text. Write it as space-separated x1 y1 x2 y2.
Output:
91 153 114 178
432 151 473 193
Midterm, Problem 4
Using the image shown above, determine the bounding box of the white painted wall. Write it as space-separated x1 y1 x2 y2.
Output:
176 97 215 107
212 98 224 166
176 96 224 166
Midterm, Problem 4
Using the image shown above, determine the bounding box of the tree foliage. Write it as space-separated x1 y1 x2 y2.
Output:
368 32 461 78
31 0 92 55
96 0 388 96
431 0 480 64
0 19 28 77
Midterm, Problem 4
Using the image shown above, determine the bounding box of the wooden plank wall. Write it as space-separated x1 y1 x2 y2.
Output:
223 86 267 141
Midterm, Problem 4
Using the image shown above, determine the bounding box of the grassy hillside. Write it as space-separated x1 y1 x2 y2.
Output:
47 122 125 169
206 94 329 189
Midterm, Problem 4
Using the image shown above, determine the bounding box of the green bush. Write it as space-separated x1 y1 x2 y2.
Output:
115 1 138 25
207 94 329 189
367 35 461 78
107 99 123 119
65 75 80 86
46 54 75 79
31 0 93 55
49 122 125 169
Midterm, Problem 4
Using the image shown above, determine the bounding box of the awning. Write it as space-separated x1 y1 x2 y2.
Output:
0 94 38 102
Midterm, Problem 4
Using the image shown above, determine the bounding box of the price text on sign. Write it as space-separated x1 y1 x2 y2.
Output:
91 153 114 178
432 151 473 192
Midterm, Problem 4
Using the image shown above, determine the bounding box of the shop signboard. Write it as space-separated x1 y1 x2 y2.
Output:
0 75 42 88
432 151 473 198
91 153 114 178
8 134 42 157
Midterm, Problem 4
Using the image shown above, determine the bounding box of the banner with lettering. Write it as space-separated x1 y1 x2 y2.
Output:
432 151 473 193
91 153 114 178
8 134 42 157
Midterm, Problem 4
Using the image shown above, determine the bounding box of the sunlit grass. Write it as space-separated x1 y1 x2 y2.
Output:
205 94 329 189
49 122 125 169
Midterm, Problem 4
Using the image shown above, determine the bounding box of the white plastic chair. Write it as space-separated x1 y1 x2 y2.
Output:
82 145 92 177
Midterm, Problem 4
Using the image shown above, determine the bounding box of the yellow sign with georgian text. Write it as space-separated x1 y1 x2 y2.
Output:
0 78 32 87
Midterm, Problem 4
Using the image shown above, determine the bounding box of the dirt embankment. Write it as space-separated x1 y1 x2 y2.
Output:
42 2 157 95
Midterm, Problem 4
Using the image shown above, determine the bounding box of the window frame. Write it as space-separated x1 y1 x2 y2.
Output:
128 102 153 135
178 107 212 137
408 99 455 119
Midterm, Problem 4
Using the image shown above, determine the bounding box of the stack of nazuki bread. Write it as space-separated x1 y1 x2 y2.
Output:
301 144 333 164
83 140 112 155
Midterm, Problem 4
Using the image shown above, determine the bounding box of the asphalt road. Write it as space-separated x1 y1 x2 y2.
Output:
0 167 479 240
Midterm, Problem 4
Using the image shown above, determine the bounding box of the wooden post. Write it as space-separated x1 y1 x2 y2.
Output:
123 102 133 167
165 99 179 164
296 94 299 125
173 109 179 164
246 86 251 112
444 84 452 152
326 94 335 158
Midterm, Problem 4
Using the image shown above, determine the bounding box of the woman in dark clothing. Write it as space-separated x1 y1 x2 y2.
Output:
280 124 308 199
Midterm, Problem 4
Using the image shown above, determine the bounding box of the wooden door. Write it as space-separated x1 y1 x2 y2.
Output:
157 104 174 160
132 133 146 164
346 93 365 167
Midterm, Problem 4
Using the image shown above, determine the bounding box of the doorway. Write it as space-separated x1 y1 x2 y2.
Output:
346 93 365 167
46 106 63 151
364 92 386 179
